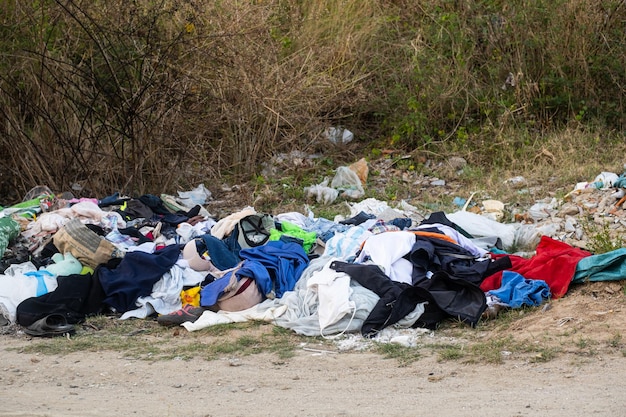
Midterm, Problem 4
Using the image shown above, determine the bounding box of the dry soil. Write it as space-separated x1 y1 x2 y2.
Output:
2 279 626 417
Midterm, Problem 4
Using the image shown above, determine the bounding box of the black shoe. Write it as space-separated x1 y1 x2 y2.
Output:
24 314 75 337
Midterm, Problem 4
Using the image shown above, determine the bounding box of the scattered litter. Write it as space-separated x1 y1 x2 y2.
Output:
302 347 338 355
324 126 354 145
481 199 505 222
505 176 527 188
453 197 467 208
177 183 212 207
305 159 367 204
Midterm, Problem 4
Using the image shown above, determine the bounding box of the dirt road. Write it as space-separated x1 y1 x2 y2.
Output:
2 334 625 417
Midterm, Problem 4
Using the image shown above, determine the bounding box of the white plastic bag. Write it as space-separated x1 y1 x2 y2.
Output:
177 184 212 206
331 166 364 199
447 210 518 250
324 127 354 145
304 180 340 205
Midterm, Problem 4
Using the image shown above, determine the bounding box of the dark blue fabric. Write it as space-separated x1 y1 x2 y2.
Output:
98 192 129 207
488 270 551 308
235 261 272 297
222 228 243 254
410 236 491 285
200 234 241 270
138 194 171 215
390 217 412 230
160 213 191 226
97 244 181 313
339 211 375 226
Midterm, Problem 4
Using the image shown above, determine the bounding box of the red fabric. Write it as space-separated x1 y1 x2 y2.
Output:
481 236 592 298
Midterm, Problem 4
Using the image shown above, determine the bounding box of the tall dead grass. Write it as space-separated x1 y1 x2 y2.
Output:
0 0 623 203
0 0 385 200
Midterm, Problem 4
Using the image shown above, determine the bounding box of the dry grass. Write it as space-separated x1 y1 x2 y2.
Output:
0 0 623 203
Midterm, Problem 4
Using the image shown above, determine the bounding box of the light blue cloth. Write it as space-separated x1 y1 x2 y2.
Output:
23 270 54 296
573 248 626 283
488 270 551 308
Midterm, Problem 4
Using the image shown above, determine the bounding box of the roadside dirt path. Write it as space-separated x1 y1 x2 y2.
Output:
2 332 626 417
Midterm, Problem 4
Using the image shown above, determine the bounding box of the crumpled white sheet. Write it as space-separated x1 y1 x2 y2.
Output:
447 210 518 250
182 301 289 331
306 258 355 334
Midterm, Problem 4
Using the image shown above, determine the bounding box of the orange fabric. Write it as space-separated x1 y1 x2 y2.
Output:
357 230 458 253
412 230 458 245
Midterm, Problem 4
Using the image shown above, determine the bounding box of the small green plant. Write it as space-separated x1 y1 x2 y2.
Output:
581 217 624 254
434 344 465 362
573 337 598 357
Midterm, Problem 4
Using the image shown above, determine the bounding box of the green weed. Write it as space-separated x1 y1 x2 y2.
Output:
581 217 624 254
374 342 422 367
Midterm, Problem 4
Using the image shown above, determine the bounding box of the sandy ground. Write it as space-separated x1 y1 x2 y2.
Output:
1 342 625 417
2 279 626 417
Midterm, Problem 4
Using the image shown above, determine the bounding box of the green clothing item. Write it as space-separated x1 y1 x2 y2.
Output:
269 220 317 254
0 215 20 259
573 248 626 283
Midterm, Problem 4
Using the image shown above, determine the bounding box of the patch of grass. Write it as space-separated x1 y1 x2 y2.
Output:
14 319 306 362
204 322 304 360
576 337 590 349
527 347 558 363
373 342 421 367
309 203 350 222
431 343 466 362
468 336 515 364
479 305 533 330
574 337 598 357
365 175 407 203
458 331 562 365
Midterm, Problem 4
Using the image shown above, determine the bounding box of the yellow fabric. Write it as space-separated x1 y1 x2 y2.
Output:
181 286 201 306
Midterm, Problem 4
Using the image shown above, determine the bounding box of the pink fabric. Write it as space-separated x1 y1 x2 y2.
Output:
481 236 591 298
67 198 100 205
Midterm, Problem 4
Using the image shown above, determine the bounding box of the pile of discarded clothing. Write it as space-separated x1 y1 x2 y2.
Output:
1 183 624 338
